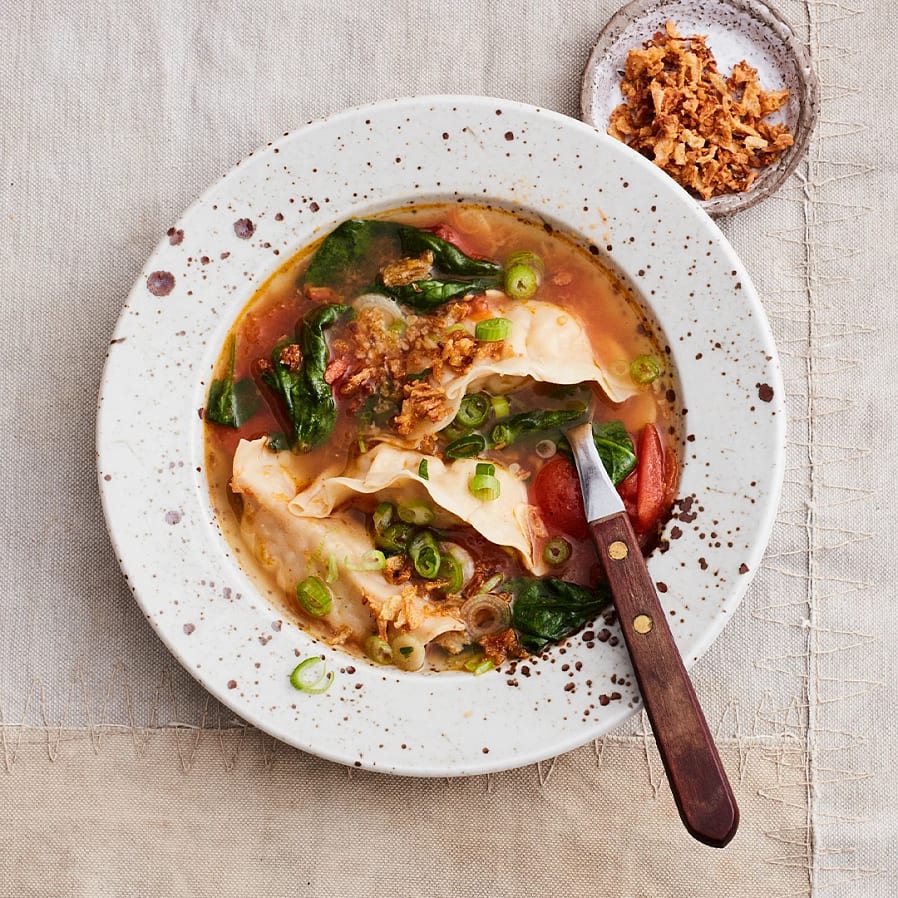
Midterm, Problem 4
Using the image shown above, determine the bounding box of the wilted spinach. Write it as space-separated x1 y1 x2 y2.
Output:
556 420 636 486
261 304 353 451
489 404 587 449
205 336 260 428
301 219 502 311
508 577 611 653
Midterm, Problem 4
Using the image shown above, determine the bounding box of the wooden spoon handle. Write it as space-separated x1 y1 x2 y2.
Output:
590 513 739 848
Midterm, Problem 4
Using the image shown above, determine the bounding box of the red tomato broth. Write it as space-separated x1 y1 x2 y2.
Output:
204 204 680 662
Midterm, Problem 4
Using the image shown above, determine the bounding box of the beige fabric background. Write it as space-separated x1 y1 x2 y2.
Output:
0 0 890 895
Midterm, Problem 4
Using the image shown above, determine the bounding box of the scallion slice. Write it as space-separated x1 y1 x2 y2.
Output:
364 634 393 665
630 354 662 384
437 553 464 593
289 657 334 694
490 395 510 419
535 439 557 459
373 501 394 534
408 531 441 579
418 458 429 480
397 500 436 526
474 317 512 342
464 657 496 676
295 576 332 616
345 549 387 572
446 433 486 459
455 393 491 428
375 522 416 553
390 633 426 671
481 573 504 593
503 264 539 300
324 554 339 584
475 462 495 477
469 473 501 501
461 593 512 639
543 537 572 566
505 251 545 276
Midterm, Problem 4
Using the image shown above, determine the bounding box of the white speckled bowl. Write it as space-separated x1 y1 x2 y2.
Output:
581 0 818 216
96 96 785 776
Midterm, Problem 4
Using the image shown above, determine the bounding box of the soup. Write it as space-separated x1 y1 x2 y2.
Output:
204 205 678 673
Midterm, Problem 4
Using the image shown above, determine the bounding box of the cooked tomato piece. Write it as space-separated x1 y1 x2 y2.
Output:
635 423 666 533
532 456 589 539
617 469 638 523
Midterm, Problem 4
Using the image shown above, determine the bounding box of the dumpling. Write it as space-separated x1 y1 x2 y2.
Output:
287 442 547 574
232 438 468 646
402 297 636 442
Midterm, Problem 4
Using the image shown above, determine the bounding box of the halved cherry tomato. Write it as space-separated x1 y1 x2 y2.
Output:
617 469 638 523
635 423 666 534
532 456 589 539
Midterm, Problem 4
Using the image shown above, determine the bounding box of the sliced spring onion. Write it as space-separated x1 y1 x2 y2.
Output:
345 549 387 572
397 500 436 526
455 393 491 428
475 462 495 476
503 264 539 300
490 395 510 419
630 354 662 384
364 634 393 665
474 317 512 342
373 501 394 534
543 537 572 566
442 542 475 588
469 473 501 501
289 657 334 694
461 593 512 639
388 319 408 335
446 433 486 459
505 250 545 276
408 530 441 579
535 439 557 459
358 435 367 454
376 522 416 553
464 657 496 676
324 553 339 584
437 553 465 593
418 458 429 480
296 576 332 616
390 633 426 671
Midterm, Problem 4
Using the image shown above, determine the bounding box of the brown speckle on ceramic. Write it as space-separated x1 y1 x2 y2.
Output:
97 96 785 778
146 270 175 296
233 218 255 239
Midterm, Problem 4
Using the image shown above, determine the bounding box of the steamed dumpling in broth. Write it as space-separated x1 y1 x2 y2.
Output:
204 205 680 672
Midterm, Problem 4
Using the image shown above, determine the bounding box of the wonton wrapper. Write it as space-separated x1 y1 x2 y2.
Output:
288 442 546 574
232 438 468 646
419 299 635 439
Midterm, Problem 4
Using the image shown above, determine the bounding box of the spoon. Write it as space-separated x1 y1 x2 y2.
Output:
565 423 739 847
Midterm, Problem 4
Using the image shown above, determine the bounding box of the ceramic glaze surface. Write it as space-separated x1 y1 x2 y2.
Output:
97 96 785 776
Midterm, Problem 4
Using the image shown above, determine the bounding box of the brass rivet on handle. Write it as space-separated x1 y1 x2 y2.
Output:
608 540 628 560
633 613 653 634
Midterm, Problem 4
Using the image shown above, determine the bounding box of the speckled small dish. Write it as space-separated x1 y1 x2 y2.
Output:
97 96 785 776
581 0 818 215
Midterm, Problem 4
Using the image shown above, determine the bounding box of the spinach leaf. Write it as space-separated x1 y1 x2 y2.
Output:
508 577 611 653
556 420 637 486
489 404 587 449
592 420 637 485
383 276 501 311
262 304 353 452
303 219 397 289
395 225 502 278
302 219 502 310
205 337 260 428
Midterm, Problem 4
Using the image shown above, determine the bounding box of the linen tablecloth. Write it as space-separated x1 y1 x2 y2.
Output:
1 1 891 894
